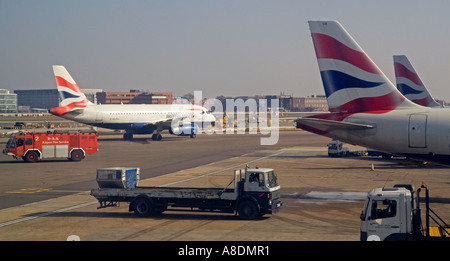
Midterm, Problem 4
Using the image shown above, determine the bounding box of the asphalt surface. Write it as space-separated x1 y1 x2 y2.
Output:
0 131 315 209
1 130 450 244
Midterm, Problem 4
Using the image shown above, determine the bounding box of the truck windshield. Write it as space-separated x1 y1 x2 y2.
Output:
6 136 14 148
266 171 278 188
370 199 397 219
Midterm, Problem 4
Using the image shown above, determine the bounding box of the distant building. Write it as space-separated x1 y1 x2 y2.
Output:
82 89 103 104
14 89 58 111
96 91 173 104
292 97 305 112
0 89 17 113
264 94 293 111
304 95 328 111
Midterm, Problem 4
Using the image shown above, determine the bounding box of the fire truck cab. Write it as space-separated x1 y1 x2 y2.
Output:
3 131 98 162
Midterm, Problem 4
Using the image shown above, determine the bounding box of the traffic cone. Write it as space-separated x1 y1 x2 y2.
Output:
370 163 375 171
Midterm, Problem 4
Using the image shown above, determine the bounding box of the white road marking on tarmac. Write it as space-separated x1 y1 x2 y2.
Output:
0 201 97 228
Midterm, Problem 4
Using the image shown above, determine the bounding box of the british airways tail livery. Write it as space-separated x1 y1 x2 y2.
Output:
51 66 92 116
50 65 216 140
297 21 450 165
394 55 442 107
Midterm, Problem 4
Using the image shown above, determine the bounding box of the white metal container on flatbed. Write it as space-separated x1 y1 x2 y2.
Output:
90 167 282 220
96 167 140 189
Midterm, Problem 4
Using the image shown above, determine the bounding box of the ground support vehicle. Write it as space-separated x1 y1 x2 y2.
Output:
3 130 98 162
360 183 450 241
90 167 282 220
327 140 366 157
366 149 397 159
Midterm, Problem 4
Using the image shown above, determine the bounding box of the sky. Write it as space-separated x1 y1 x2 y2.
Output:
1 0 450 100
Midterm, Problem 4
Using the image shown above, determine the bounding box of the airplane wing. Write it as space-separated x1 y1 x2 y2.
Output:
143 116 190 128
1 130 20 137
281 111 331 121
143 119 172 128
295 118 374 133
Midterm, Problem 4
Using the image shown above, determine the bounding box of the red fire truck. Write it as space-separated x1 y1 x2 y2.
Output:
3 131 98 162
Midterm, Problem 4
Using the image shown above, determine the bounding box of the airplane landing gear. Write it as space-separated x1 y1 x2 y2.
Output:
152 134 162 141
123 132 133 140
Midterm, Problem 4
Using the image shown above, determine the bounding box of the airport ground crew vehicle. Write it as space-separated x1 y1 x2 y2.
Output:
327 140 366 157
3 131 98 162
90 167 282 220
360 183 450 241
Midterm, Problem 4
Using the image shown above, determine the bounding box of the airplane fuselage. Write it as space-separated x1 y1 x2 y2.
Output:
322 107 450 163
58 103 213 134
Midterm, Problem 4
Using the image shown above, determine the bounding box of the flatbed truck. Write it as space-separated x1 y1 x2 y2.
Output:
360 183 450 241
327 140 366 157
90 167 282 220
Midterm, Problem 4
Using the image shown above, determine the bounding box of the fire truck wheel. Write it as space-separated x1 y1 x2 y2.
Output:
70 150 84 161
23 151 39 163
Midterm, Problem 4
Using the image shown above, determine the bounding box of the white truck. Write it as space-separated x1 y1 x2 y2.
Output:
360 183 450 241
327 140 366 157
90 167 282 220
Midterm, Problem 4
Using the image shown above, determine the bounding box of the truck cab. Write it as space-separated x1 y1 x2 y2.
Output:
360 183 450 241
327 140 349 157
360 186 412 241
4 134 34 160
244 168 280 193
229 167 281 219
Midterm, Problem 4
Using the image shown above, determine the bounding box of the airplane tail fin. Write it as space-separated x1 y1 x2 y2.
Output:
50 65 91 116
393 55 441 107
308 20 418 114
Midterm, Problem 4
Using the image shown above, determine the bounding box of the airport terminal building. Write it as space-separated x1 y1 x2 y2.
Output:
13 89 102 112
0 89 17 113
14 89 59 112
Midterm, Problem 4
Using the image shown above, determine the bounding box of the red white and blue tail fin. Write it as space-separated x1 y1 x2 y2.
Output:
50 65 91 116
394 55 442 107
308 21 418 114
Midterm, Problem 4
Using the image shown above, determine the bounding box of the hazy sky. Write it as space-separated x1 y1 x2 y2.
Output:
2 0 450 100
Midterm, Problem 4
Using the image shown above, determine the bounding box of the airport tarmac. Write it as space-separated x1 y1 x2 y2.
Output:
1 130 450 241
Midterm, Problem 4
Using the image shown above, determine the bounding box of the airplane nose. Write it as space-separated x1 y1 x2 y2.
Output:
205 114 216 123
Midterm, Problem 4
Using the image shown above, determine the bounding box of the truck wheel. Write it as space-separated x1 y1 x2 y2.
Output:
70 150 84 161
23 151 39 163
133 197 153 217
238 201 258 220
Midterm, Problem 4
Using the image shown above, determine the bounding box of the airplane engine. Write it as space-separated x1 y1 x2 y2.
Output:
169 123 199 137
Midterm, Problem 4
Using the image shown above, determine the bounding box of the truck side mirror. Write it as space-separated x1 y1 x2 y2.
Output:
360 211 366 221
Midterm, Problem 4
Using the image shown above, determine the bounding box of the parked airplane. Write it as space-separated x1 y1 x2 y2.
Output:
296 20 450 165
394 55 442 107
49 65 216 140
